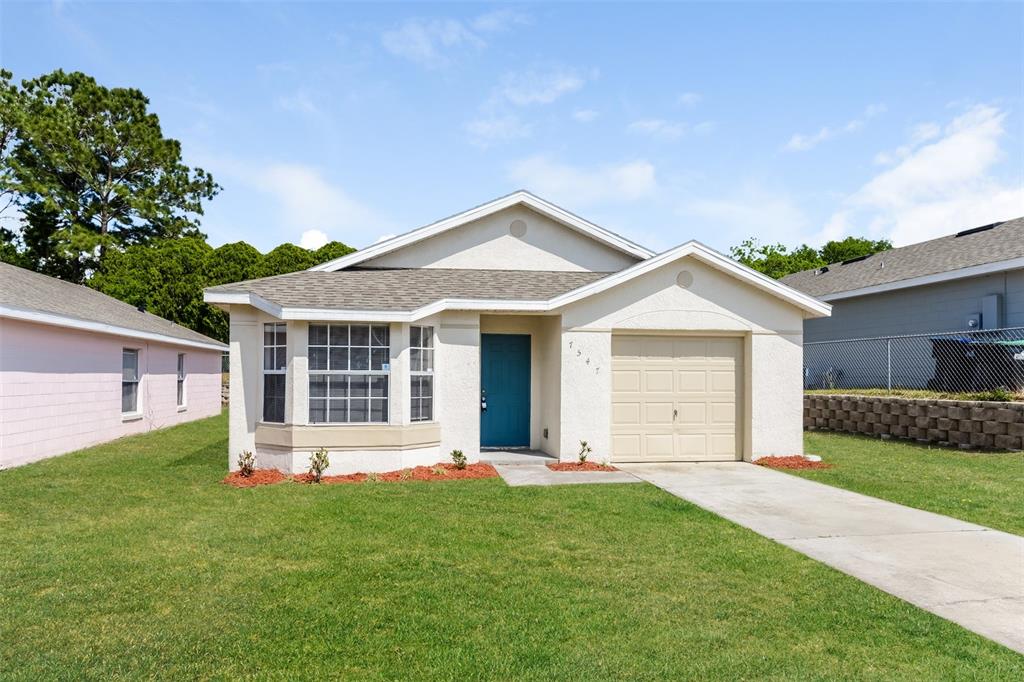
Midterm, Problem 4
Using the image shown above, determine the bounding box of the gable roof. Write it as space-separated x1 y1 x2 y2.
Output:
781 216 1024 301
308 190 655 272
0 262 226 351
205 242 830 320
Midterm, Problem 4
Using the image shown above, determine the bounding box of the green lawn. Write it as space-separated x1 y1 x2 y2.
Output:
801 431 1024 535
1 414 1022 679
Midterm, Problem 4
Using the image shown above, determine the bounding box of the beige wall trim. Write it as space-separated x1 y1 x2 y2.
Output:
256 421 441 450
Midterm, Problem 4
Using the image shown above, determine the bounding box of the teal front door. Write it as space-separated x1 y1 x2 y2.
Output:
481 334 531 447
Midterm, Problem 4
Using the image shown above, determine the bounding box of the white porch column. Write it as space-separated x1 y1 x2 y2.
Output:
228 305 261 469
286 321 308 425
438 311 481 461
389 322 409 425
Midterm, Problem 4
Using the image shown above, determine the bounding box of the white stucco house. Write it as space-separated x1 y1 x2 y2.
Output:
1 262 226 469
204 191 830 474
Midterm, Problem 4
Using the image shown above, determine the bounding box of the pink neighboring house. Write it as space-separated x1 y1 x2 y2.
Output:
0 262 226 468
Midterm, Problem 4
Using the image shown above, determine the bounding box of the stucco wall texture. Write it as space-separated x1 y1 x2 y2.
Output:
0 317 222 468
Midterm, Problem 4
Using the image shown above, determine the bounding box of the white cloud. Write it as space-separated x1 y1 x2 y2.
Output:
822 104 1023 245
874 121 942 165
275 91 320 115
381 10 528 68
677 92 703 108
785 103 886 151
466 115 531 147
507 156 657 206
573 109 599 123
299 229 329 250
627 119 688 140
494 66 588 106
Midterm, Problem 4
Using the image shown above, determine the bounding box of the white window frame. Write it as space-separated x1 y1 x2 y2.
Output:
263 323 287 423
122 348 140 416
308 324 390 424
176 353 187 409
410 326 434 422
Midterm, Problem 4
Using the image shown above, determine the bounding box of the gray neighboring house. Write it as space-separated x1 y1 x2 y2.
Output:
782 217 1024 341
781 217 1024 391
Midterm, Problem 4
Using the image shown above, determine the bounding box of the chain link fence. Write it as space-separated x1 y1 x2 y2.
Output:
804 327 1024 394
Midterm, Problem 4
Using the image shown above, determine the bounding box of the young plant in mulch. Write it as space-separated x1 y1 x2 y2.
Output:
450 449 467 470
308 447 330 483
236 451 256 478
547 440 617 472
578 440 592 464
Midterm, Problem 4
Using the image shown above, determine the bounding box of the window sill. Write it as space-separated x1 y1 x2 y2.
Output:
122 412 144 423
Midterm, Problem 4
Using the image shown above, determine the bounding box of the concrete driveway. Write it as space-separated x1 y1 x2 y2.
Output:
619 461 1024 654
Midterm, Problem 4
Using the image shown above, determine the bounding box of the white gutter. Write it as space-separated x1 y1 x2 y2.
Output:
0 305 227 352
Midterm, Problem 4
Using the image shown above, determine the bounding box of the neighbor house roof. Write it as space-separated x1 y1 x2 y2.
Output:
309 190 656 272
205 242 832 321
781 217 1024 301
0 262 226 351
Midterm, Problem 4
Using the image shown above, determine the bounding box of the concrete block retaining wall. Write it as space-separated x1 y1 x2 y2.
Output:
803 394 1024 451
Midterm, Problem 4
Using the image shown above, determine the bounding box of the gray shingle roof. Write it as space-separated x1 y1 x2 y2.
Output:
0 262 226 348
205 268 610 310
781 217 1024 298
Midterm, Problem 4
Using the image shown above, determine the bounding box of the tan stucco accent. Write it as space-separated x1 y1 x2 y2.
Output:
256 421 441 451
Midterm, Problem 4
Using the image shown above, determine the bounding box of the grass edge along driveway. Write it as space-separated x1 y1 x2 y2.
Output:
1 413 1022 679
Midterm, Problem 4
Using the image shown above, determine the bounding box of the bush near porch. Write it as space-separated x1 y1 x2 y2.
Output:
1 413 1021 678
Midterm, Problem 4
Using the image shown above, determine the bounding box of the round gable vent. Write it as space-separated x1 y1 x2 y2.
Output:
509 219 528 238
676 270 694 289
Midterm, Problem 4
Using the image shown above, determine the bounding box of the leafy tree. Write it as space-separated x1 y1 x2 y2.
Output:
5 70 219 280
731 235 893 279
90 237 216 338
730 239 824 280
314 240 355 264
819 236 892 265
256 243 314 278
205 241 263 286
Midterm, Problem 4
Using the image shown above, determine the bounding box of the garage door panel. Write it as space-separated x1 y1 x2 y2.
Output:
676 402 706 425
676 370 706 392
612 402 640 425
644 370 674 392
611 335 742 462
612 369 640 392
644 402 674 425
709 402 737 425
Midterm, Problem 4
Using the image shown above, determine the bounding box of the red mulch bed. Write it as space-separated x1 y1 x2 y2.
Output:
222 469 288 488
547 461 618 472
225 463 498 487
755 456 832 470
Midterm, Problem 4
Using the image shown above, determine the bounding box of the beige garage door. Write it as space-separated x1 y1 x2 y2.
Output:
611 335 743 462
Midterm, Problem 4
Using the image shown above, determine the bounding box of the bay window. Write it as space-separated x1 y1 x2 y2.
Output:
263 323 286 423
308 324 390 423
410 326 434 422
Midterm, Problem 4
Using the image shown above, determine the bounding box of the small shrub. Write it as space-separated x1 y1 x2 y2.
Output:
236 451 256 478
450 449 467 470
365 472 380 483
399 468 413 481
430 465 447 476
976 386 1015 402
578 440 592 464
308 447 329 483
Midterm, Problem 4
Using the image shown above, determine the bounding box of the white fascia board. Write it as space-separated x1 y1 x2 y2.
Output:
0 305 227 351
203 290 283 318
547 241 832 317
308 190 655 272
819 256 1024 302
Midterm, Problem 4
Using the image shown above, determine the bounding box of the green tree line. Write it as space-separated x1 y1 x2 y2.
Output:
729 235 892 280
0 68 353 342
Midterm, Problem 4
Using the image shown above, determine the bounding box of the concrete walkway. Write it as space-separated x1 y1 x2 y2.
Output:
494 463 640 487
619 462 1024 654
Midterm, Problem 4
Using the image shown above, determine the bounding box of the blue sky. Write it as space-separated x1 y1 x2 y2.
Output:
2 1 1021 254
